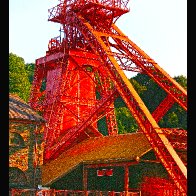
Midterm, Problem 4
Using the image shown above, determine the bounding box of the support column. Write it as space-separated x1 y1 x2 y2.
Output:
124 165 129 196
83 166 88 196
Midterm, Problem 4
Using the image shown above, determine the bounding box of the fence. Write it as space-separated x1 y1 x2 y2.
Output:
10 189 141 196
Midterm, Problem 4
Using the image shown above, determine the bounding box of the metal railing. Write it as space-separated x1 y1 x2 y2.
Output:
10 189 141 196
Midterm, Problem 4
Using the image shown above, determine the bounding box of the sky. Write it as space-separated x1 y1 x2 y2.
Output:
9 0 187 78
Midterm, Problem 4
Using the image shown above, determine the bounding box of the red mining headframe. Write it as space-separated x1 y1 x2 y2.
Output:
29 0 187 194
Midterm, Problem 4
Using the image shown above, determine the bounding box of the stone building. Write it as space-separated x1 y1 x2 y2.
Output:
9 93 45 190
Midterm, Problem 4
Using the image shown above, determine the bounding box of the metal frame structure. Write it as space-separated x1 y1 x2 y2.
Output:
29 0 187 195
140 177 181 196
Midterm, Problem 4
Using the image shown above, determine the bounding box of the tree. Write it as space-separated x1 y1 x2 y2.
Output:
115 73 187 133
9 53 31 102
174 75 187 89
115 107 138 134
25 63 35 84
131 73 187 129
131 74 166 113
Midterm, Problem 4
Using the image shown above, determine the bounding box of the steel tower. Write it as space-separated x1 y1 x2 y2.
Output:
29 0 187 194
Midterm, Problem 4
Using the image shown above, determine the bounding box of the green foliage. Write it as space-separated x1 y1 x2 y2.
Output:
25 63 46 91
131 74 166 112
25 63 35 84
114 96 126 108
115 107 138 134
97 117 108 136
159 103 187 129
115 73 187 133
9 53 31 102
132 74 187 128
174 75 187 89
129 77 147 95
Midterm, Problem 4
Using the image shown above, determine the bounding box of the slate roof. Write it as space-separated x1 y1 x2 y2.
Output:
9 93 45 124
42 132 152 186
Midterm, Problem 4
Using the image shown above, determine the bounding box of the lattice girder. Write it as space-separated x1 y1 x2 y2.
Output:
44 89 118 161
30 1 187 195
48 0 130 27
31 49 119 162
62 11 187 194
